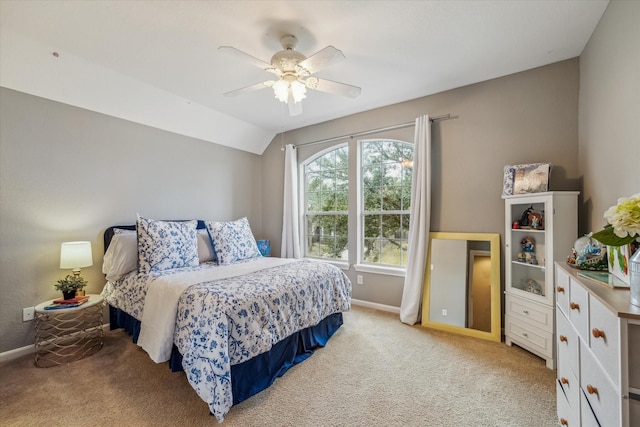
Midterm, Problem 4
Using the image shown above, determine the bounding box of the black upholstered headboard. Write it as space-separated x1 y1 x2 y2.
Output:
103 220 207 254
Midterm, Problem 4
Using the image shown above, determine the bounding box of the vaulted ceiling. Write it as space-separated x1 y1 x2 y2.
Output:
0 1 609 154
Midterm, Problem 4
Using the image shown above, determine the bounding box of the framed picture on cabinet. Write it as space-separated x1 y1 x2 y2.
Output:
502 163 552 196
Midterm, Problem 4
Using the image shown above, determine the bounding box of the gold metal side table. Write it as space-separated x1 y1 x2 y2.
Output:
34 294 104 367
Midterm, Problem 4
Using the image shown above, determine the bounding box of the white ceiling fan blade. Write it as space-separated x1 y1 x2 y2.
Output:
218 46 277 74
296 46 345 75
305 77 361 98
223 81 276 97
288 99 303 116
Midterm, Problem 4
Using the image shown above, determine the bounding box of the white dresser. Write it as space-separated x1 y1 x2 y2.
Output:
555 262 640 426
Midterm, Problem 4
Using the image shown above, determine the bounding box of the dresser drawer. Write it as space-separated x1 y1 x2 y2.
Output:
505 315 554 358
557 380 579 427
580 340 621 426
555 265 570 317
627 323 640 389
557 353 580 416
568 278 589 342
506 293 554 332
556 307 579 378
580 390 601 427
589 294 621 387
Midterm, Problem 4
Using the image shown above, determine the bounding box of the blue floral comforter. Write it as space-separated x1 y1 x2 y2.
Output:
173 259 351 422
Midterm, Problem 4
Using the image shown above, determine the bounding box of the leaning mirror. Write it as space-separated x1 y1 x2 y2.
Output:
421 232 501 342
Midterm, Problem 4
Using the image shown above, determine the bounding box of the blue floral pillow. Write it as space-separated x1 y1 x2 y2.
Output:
205 217 262 265
136 214 199 274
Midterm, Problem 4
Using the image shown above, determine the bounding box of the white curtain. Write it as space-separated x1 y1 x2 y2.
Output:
281 144 301 258
400 115 432 325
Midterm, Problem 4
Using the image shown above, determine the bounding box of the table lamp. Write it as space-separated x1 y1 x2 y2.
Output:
60 241 93 296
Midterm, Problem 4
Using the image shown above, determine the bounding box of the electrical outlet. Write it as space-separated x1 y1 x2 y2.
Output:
23 307 35 322
357 275 363 285
441 309 448 316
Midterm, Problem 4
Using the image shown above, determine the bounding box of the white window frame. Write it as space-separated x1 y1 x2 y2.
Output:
299 143 350 268
298 139 413 277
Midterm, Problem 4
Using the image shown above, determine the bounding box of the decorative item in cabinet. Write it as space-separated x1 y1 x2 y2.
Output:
503 191 579 369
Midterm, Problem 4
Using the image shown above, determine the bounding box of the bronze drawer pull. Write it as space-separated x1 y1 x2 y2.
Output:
561 377 569 385
570 302 580 311
586 384 599 396
559 335 568 343
557 286 565 293
560 418 568 426
592 328 606 340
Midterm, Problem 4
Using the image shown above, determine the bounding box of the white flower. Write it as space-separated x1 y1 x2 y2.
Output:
603 193 640 240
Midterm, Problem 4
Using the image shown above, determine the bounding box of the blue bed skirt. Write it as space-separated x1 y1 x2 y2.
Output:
108 305 343 404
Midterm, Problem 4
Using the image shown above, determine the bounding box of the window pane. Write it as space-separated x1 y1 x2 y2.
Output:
362 164 381 188
362 238 380 263
307 172 322 191
364 186 381 211
335 146 348 169
383 163 402 182
307 192 321 211
363 214 381 238
362 141 383 164
382 186 402 211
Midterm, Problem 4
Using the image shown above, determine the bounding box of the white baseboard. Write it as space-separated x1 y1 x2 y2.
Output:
351 299 400 314
0 323 111 364
0 344 35 364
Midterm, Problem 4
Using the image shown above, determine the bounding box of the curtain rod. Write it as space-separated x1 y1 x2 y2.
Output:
295 113 457 148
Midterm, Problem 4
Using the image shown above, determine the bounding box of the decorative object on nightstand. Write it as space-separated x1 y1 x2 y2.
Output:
257 239 271 257
591 193 640 306
34 294 104 367
503 191 579 370
59 241 93 297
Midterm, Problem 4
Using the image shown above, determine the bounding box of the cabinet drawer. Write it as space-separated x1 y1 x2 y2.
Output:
555 265 570 317
580 340 621 427
505 315 554 358
589 295 621 387
557 380 578 427
568 278 589 342
506 293 554 332
556 307 579 378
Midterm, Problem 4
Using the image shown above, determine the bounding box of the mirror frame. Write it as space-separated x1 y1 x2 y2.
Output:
421 232 501 342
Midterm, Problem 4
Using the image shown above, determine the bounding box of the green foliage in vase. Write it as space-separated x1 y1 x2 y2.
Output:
54 274 88 293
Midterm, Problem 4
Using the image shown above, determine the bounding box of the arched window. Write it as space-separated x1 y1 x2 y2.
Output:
303 145 349 260
301 139 413 269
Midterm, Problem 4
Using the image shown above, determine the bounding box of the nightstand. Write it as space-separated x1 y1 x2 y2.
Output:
34 294 104 367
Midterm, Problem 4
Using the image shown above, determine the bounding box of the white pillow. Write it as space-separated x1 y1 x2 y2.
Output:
102 232 138 282
136 215 199 274
205 217 261 265
197 229 216 263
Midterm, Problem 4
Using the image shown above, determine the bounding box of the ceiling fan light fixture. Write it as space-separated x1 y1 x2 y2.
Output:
290 80 307 103
272 79 307 104
272 80 289 102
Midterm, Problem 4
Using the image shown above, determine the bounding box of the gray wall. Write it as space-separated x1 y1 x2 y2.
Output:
0 88 262 353
262 59 580 308
578 0 640 233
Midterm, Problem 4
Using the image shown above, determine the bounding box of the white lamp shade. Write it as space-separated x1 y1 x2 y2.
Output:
60 241 93 269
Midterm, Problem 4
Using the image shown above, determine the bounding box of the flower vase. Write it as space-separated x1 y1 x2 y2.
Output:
629 248 640 307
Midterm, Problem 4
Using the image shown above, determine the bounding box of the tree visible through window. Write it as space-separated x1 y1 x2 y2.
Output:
361 140 413 267
304 145 349 260
302 139 413 268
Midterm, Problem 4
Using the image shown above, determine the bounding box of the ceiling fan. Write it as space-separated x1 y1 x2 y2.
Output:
219 35 361 116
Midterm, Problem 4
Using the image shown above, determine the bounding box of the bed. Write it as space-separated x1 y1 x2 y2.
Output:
101 216 351 422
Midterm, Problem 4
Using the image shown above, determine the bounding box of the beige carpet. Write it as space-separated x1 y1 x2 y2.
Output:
0 306 557 426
